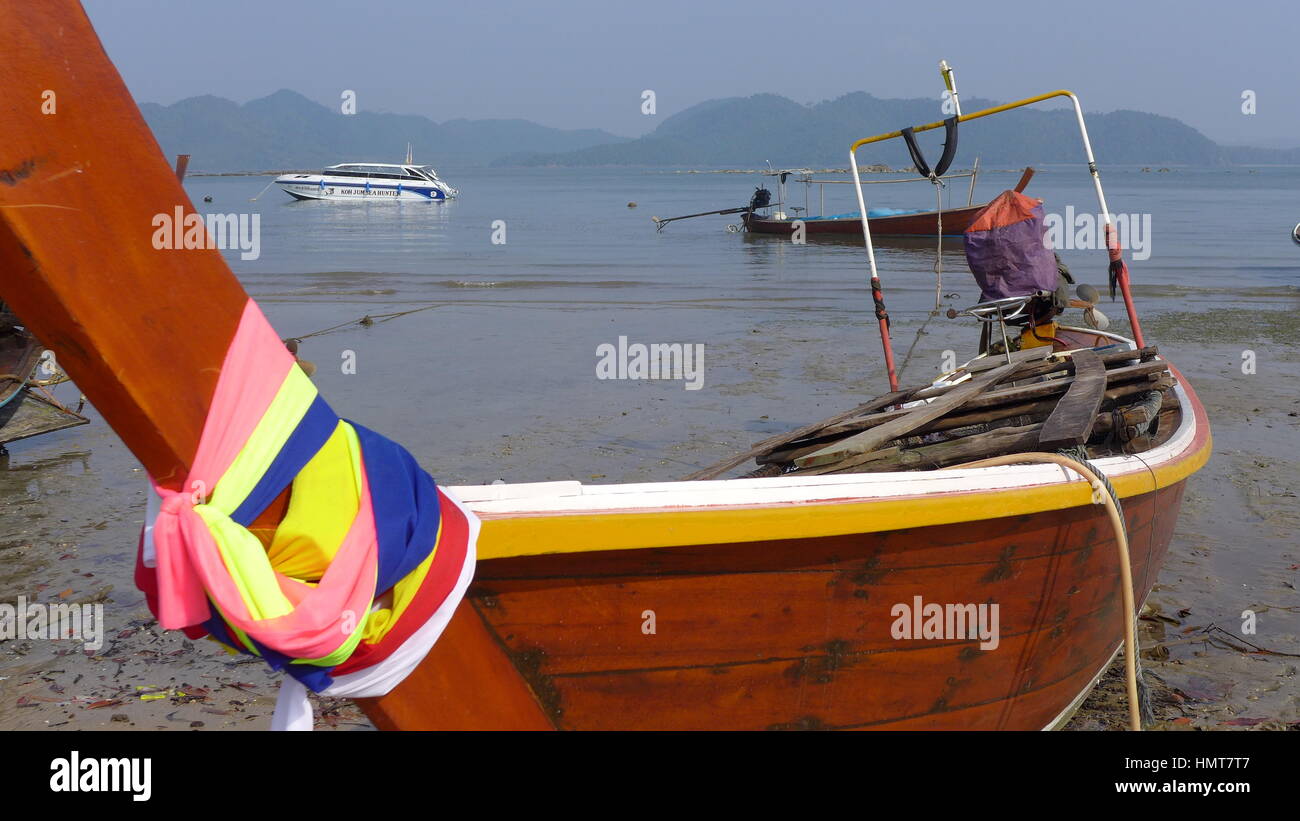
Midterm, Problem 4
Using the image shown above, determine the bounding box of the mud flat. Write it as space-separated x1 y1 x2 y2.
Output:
1 303 1296 731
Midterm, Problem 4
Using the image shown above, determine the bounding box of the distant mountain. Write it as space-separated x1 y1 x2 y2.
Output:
141 89 1295 172
496 92 1242 168
1221 144 1300 164
139 90 629 172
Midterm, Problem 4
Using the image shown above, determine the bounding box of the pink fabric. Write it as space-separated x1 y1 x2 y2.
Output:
148 298 380 661
151 299 292 628
192 300 296 484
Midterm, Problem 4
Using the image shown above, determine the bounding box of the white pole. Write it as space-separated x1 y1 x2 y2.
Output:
940 60 962 118
848 151 879 282
1064 93 1112 227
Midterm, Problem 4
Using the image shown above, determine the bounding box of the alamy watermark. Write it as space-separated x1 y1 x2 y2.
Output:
151 206 261 260
596 336 704 390
891 595 1000 650
50 751 151 801
1043 206 1151 261
0 595 104 651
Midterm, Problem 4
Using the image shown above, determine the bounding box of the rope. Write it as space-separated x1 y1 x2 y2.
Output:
894 179 947 383
248 178 278 202
932 179 944 311
286 302 448 344
945 451 1144 730
1054 445 1153 726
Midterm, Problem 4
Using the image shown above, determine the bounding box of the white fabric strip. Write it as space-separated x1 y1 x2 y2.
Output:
142 482 162 568
270 489 481 730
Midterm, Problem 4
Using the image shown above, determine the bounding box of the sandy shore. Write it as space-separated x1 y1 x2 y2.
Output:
2 304 1296 731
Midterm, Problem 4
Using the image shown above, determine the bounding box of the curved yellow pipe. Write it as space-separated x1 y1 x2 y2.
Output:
850 90 1077 152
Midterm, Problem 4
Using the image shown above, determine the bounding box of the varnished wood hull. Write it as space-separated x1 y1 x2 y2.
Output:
362 481 1182 730
361 372 1210 730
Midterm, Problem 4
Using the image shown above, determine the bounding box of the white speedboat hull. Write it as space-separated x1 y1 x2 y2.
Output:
276 175 453 201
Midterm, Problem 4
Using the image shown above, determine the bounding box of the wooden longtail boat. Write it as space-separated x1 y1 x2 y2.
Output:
0 312 42 410
742 168 1034 238
0 302 88 445
0 4 1209 730
744 201 986 237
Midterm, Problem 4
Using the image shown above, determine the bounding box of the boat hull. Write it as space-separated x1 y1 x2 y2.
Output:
0 319 42 410
359 369 1210 730
744 204 983 237
367 482 1180 730
275 177 453 202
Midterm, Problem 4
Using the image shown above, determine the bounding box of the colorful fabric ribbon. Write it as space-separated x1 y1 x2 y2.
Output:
135 299 477 730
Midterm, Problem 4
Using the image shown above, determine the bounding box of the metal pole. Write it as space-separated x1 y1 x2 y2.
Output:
849 151 897 392
849 88 1146 349
940 60 962 118
1062 93 1144 348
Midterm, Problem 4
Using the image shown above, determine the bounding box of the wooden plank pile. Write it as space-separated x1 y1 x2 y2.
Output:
685 346 1177 480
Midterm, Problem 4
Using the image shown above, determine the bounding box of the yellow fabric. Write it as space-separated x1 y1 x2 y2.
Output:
291 614 368 667
195 504 295 620
210 365 319 513
267 423 362 582
184 355 446 667
213 598 369 668
203 418 373 664
188 366 321 623
361 515 442 645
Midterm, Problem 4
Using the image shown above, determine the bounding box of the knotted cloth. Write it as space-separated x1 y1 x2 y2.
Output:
134 299 477 729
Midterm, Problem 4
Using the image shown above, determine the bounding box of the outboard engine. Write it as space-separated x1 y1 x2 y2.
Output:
749 186 772 211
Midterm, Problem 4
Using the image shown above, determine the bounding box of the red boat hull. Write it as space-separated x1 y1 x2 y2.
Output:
744 204 984 237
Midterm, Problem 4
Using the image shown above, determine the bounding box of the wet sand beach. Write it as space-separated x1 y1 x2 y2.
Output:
1 168 1297 730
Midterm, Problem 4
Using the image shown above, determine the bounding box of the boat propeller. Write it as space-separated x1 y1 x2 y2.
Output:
1073 284 1110 330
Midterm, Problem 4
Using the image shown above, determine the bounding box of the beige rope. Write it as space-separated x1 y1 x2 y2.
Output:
945 451 1142 731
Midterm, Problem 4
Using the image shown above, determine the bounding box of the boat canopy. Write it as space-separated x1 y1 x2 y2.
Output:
325 163 443 182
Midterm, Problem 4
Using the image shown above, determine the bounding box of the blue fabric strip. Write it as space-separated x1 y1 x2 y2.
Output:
230 396 339 526
350 421 442 593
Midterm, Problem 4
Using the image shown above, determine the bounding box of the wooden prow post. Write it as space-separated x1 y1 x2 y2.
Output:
1014 166 1035 193
0 0 552 730
0 0 244 491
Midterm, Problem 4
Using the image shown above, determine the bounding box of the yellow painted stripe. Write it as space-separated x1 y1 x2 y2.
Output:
474 433 1211 561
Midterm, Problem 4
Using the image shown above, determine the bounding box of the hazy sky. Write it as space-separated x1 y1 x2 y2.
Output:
85 0 1298 146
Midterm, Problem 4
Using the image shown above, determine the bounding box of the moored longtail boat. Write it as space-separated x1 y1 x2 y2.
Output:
741 167 1034 238
744 201 986 237
0 6 1209 730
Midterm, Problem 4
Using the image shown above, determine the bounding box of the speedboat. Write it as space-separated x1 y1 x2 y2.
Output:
275 162 458 201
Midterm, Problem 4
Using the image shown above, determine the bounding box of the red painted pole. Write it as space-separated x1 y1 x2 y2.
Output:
870 276 899 392
1106 225 1145 349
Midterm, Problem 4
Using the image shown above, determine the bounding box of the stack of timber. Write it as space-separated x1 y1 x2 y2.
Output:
686 345 1178 481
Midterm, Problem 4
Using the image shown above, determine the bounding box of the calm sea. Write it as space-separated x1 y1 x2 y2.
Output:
2 165 1297 495
182 165 1296 479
